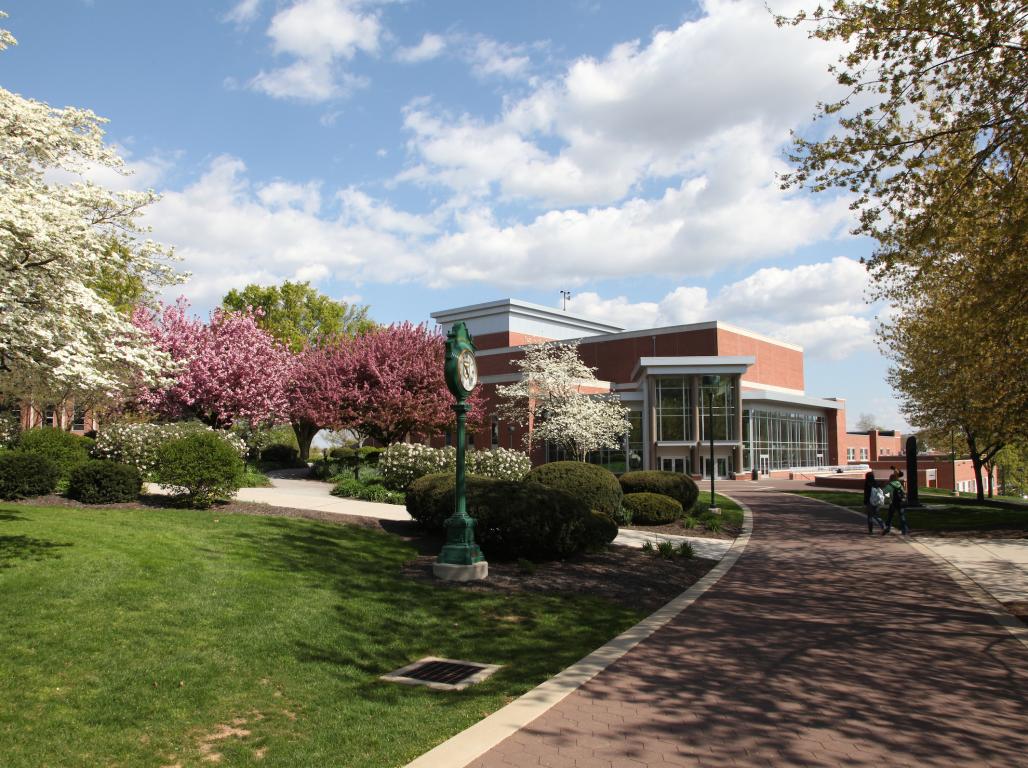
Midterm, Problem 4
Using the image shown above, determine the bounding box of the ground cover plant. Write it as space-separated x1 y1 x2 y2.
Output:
331 475 405 505
789 490 1028 535
623 493 743 538
0 503 643 768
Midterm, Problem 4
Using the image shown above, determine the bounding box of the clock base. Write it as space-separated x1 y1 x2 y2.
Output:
433 561 489 582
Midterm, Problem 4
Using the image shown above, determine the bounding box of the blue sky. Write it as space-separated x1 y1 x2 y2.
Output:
3 0 906 430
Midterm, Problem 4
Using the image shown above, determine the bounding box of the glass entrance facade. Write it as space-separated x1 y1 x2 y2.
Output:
742 406 827 471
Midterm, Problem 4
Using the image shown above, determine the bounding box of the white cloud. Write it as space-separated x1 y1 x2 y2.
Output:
400 0 843 208
245 0 383 102
395 33 446 63
468 37 531 79
567 259 879 361
224 0 261 25
144 156 424 307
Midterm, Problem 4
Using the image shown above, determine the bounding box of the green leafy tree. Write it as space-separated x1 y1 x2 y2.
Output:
222 281 375 352
90 240 148 316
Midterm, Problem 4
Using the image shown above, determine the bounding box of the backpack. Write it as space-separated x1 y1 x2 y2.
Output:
892 485 905 505
870 486 885 507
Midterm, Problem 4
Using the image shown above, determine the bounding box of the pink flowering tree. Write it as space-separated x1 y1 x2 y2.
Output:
132 298 291 429
338 322 484 445
285 343 355 462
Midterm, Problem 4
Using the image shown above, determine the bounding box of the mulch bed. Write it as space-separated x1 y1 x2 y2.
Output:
11 495 719 614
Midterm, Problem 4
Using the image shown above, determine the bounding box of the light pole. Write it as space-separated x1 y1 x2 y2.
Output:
707 376 720 514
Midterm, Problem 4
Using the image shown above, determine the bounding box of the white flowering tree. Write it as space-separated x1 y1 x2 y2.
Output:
0 18 181 409
498 341 630 461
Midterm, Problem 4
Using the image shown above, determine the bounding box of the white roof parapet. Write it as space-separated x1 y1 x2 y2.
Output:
631 356 756 381
741 389 845 411
431 298 624 340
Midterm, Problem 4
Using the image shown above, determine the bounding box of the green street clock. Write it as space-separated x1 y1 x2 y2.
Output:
445 322 478 401
435 320 487 580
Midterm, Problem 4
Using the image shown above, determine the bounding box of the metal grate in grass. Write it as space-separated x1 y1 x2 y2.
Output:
380 656 501 691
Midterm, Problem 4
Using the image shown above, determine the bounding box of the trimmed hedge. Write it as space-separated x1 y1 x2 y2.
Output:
623 492 684 525
524 461 623 518
155 432 244 508
619 470 699 512
67 460 142 504
260 443 300 465
405 473 597 561
0 452 59 500
17 428 93 480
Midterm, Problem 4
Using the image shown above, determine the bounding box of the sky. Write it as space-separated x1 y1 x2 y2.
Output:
2 0 908 430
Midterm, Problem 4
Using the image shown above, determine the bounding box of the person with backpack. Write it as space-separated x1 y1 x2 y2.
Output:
883 470 909 535
863 471 886 534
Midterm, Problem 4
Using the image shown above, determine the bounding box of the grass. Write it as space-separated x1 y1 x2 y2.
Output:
0 504 641 767
788 489 1028 533
692 492 744 530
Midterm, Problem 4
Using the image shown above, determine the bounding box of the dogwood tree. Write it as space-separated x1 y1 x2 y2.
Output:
132 299 291 429
497 342 630 461
0 18 181 403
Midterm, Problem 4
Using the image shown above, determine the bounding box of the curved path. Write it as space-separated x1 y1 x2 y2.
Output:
460 487 1028 767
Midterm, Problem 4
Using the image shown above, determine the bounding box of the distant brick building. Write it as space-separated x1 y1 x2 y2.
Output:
1 399 99 436
431 299 849 479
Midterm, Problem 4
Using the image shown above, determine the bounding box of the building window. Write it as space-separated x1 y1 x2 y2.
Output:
742 407 827 471
627 409 643 471
847 448 855 461
44 404 57 428
860 448 869 460
699 376 737 441
655 377 691 441
490 418 499 448
72 406 86 431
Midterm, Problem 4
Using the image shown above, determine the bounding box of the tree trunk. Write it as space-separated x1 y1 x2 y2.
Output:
292 421 319 463
966 432 986 502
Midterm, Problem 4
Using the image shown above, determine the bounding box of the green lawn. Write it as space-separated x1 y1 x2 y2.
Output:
788 490 1028 533
0 504 641 767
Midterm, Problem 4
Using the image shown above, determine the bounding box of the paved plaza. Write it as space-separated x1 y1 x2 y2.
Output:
447 487 1028 768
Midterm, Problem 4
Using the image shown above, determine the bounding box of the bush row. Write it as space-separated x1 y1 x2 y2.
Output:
379 444 531 489
93 421 246 475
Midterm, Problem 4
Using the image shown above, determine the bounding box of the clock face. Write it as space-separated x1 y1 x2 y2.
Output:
457 348 478 392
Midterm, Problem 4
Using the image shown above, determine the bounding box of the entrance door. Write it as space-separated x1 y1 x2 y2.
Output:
758 455 770 476
703 457 729 479
661 457 685 473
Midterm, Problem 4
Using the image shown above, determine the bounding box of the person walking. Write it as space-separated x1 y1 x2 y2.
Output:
883 470 909 535
863 471 886 534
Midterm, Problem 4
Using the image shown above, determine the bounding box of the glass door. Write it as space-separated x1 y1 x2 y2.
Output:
758 455 770 476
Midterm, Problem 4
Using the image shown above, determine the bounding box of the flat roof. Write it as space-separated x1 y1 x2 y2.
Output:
631 355 756 381
742 389 844 411
430 298 624 335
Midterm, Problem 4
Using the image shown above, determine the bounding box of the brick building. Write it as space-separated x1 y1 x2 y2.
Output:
431 299 850 479
0 399 99 435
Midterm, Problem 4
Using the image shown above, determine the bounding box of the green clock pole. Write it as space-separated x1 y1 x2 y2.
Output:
434 322 487 581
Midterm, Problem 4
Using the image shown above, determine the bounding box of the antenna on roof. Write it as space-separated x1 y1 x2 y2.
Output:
560 290 572 311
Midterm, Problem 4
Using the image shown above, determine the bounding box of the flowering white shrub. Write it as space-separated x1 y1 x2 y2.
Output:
0 412 20 448
380 443 456 490
93 421 246 475
467 447 531 481
380 443 531 489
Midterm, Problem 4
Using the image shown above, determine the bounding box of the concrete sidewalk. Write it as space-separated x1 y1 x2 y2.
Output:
917 536 1028 607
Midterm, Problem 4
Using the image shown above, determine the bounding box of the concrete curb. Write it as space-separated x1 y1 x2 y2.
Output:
404 495 754 768
780 491 1028 653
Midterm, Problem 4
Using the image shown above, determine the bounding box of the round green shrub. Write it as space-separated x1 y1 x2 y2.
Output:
67 460 142 504
17 428 93 480
358 446 383 465
329 447 355 460
0 452 59 499
524 461 623 518
623 492 684 525
619 470 699 512
407 473 596 560
260 443 300 465
583 511 619 549
155 432 244 508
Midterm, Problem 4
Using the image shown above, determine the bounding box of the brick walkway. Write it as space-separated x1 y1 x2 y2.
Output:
469 489 1028 767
